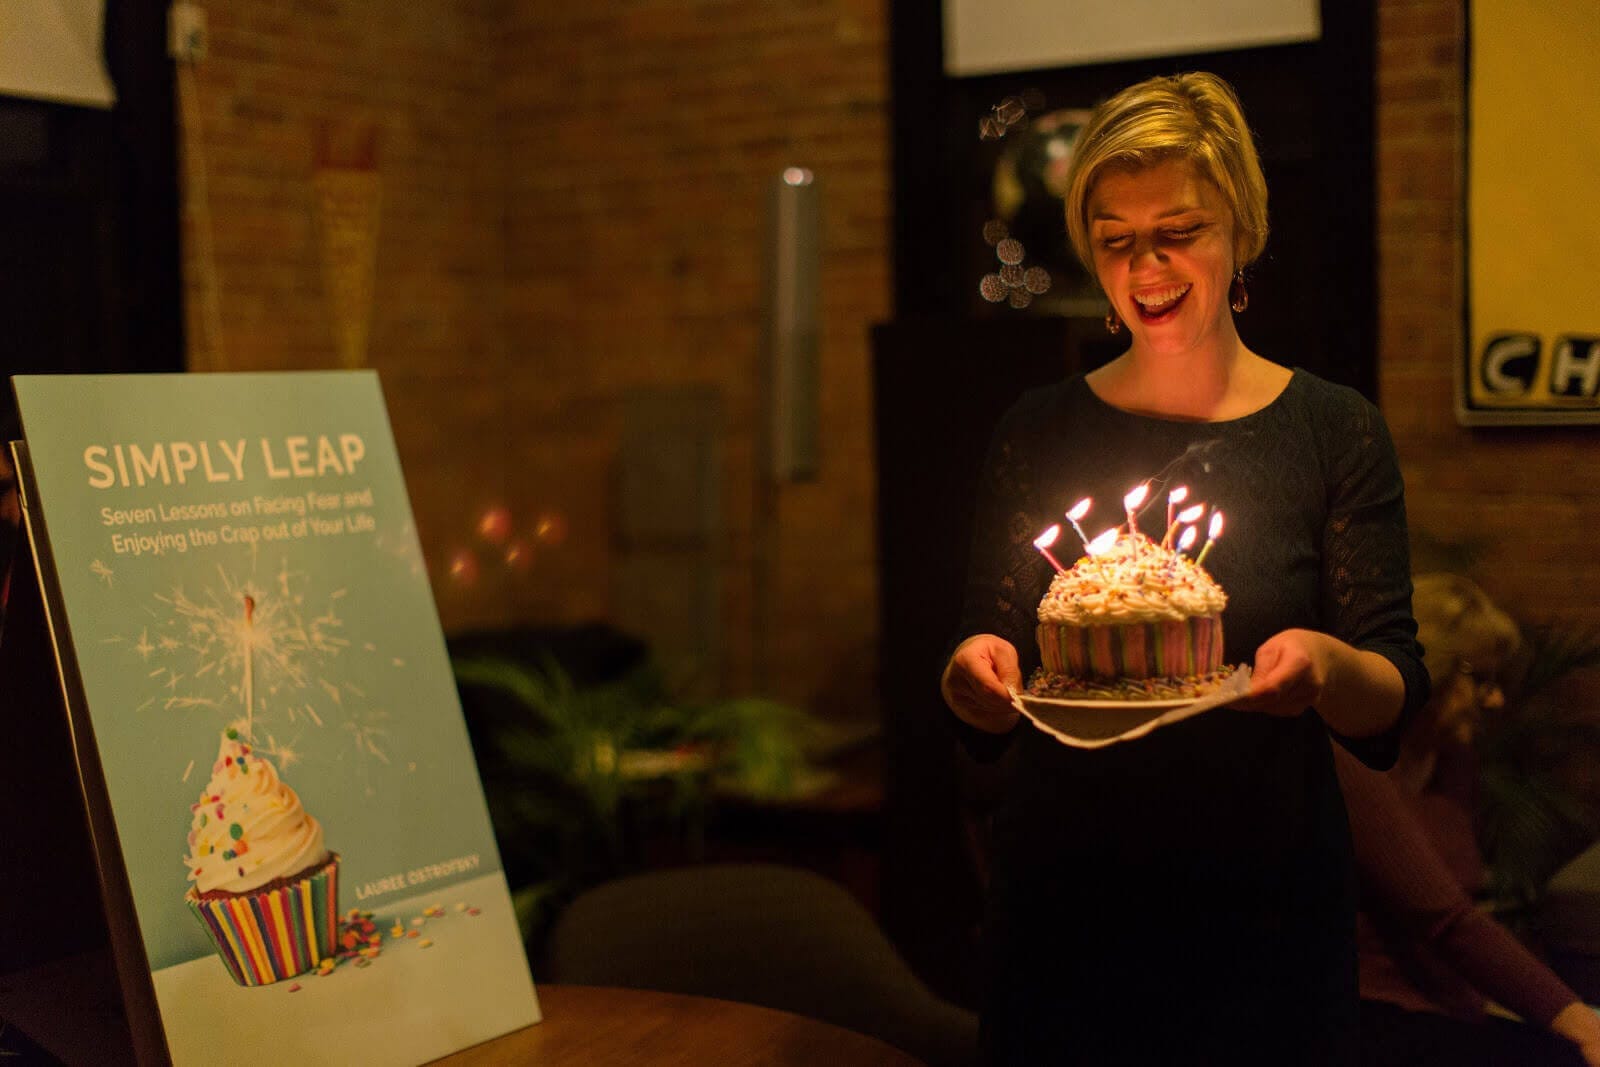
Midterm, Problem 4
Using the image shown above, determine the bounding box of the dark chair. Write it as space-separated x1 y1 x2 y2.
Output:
544 863 980 1067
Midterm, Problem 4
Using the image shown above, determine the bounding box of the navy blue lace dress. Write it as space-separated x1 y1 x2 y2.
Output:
953 370 1429 1065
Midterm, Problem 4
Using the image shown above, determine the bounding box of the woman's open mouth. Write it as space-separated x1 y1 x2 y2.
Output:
1131 283 1191 324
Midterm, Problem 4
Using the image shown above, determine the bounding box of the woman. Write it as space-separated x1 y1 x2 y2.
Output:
940 72 1430 1063
1341 574 1600 1066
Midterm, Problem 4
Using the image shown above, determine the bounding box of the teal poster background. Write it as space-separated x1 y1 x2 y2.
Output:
13 372 506 972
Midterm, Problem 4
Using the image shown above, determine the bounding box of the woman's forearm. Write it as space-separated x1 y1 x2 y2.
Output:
1314 636 1405 738
1236 628 1406 735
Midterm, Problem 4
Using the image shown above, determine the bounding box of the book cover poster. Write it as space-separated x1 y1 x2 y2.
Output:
11 372 538 1065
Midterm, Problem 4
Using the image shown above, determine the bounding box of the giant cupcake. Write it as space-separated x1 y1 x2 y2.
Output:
183 727 339 986
1033 529 1231 699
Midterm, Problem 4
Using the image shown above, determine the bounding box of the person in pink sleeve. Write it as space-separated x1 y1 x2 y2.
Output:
1340 573 1600 1066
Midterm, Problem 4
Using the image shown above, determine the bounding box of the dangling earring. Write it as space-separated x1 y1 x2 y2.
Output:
1229 271 1249 313
1105 307 1123 335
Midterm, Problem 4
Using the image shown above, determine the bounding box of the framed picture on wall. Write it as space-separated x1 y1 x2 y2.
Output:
1459 1 1600 425
972 102 1101 318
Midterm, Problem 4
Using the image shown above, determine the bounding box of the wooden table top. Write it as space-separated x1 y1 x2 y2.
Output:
436 984 924 1066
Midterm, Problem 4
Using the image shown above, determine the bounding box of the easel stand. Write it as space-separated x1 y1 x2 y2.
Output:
0 531 145 1064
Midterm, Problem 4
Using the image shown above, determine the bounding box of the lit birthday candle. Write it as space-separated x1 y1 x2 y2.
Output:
1176 525 1199 554
1195 511 1224 567
1085 527 1119 556
1163 502 1205 548
1166 486 1188 531
1065 497 1092 550
1086 526 1120 579
1033 524 1066 573
1123 483 1149 539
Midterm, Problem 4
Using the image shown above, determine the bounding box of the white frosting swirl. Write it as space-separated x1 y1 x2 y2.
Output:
1038 531 1226 626
184 730 329 895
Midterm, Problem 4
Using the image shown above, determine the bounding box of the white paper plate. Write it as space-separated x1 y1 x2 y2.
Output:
1010 665 1252 749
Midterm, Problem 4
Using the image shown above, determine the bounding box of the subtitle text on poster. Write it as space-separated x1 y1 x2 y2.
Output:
100 487 379 557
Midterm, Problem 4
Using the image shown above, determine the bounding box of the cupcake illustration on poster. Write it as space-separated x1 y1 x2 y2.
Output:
11 371 541 1066
183 726 340 986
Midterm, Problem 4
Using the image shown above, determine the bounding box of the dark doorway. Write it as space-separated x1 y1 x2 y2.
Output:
888 2 1375 398
879 2 1377 1001
0 1 183 441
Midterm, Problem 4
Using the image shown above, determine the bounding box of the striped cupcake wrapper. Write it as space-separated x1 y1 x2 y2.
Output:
186 853 340 986
1038 617 1224 681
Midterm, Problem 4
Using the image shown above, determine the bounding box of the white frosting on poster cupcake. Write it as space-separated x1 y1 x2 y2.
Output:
184 728 329 895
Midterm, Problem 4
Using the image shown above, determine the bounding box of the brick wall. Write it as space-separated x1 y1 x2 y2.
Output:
177 0 516 634
176 1 889 715
1376 0 1600 627
176 1 1568 719
496 2 889 710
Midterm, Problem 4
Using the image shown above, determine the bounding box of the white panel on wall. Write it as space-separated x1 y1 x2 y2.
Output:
0 0 115 109
944 0 1320 76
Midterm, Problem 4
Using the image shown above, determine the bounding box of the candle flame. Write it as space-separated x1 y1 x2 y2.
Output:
243 595 256 625
1123 483 1149 512
1177 526 1199 552
1067 497 1092 522
1209 511 1225 538
1086 527 1119 556
1168 486 1188 504
1033 524 1061 550
1177 503 1205 524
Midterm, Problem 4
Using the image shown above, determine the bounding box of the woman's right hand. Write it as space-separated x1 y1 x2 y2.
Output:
940 634 1023 734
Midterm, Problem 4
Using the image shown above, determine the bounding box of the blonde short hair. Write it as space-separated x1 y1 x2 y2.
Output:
1062 72 1269 275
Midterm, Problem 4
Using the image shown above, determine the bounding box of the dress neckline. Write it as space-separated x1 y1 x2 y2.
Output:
1080 367 1300 426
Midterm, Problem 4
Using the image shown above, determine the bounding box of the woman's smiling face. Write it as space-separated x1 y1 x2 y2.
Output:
1088 157 1239 358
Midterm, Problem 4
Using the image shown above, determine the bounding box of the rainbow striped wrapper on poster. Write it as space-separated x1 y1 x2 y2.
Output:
185 854 340 986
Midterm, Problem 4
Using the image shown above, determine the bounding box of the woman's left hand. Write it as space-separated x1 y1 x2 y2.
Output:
1232 629 1333 717
1549 1002 1600 1065
1233 628 1406 739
